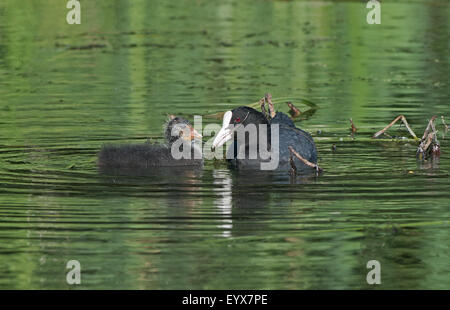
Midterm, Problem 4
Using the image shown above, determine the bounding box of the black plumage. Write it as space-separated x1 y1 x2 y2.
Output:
98 117 203 168
219 107 317 170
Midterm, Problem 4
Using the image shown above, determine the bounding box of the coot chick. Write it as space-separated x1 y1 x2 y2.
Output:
98 116 203 168
212 107 317 170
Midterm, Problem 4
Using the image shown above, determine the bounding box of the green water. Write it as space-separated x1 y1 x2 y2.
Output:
0 0 449 289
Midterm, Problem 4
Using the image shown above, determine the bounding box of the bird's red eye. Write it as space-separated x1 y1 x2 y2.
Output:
235 117 240 123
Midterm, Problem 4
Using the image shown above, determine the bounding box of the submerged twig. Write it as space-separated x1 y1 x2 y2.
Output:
372 115 418 140
289 152 297 176
382 132 393 139
350 118 357 133
288 146 323 172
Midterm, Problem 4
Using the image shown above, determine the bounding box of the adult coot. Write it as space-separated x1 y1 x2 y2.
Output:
98 116 203 168
212 107 317 170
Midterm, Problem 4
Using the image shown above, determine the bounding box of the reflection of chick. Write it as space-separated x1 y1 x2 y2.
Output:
98 116 203 168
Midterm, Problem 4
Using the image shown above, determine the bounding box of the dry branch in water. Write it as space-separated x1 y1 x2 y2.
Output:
259 97 268 120
373 115 441 159
420 115 438 141
288 146 323 172
287 101 301 118
417 116 440 159
372 115 418 140
265 93 276 119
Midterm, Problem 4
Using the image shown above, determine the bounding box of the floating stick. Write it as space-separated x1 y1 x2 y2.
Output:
372 115 418 140
288 146 323 172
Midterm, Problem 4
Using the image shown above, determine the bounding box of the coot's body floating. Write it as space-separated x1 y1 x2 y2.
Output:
98 116 203 168
212 106 317 170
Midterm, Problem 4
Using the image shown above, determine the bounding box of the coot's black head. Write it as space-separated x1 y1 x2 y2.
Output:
212 107 269 149
165 115 202 144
